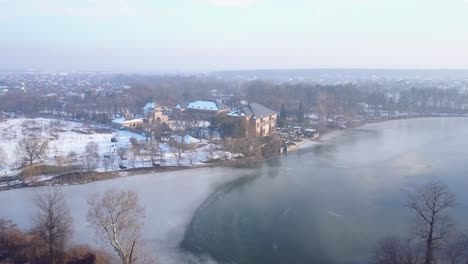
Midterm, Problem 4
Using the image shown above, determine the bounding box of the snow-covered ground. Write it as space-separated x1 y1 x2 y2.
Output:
0 118 144 174
0 118 239 180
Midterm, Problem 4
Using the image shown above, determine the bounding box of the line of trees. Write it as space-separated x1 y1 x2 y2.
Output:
0 75 228 121
0 187 150 264
2 75 468 127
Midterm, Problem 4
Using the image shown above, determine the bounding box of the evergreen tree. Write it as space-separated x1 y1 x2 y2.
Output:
279 103 287 127
296 102 304 123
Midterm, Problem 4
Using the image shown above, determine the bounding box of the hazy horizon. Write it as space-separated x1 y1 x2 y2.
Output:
3 0 468 72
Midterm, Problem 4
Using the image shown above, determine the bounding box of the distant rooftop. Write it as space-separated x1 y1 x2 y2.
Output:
229 102 276 119
243 102 276 119
143 101 158 110
187 100 229 112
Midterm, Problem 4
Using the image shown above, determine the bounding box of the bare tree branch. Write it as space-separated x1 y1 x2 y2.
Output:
87 188 146 264
31 187 72 264
406 181 456 264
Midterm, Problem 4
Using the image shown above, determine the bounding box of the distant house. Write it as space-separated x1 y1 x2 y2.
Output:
178 100 230 121
143 101 169 125
122 118 144 129
143 102 157 117
152 105 169 125
171 102 188 120
228 102 278 138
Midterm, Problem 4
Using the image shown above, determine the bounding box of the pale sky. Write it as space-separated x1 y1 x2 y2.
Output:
2 0 468 72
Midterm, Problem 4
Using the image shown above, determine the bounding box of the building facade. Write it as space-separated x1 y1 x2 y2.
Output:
152 106 169 125
228 102 278 138
122 118 144 129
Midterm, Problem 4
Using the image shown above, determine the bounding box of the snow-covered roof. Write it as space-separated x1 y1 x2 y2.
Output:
227 110 246 117
186 100 230 112
242 103 276 119
228 103 276 119
143 101 157 110
123 118 143 124
187 100 219 111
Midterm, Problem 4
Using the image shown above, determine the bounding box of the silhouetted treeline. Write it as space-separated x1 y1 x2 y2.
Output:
244 81 363 114
1 75 468 123
0 219 112 264
0 187 149 264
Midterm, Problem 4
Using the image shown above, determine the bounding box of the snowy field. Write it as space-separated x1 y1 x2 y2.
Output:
0 118 144 174
0 118 238 178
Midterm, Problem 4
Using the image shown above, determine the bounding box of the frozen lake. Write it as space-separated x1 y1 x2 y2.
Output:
0 167 251 263
2 117 468 263
182 117 468 264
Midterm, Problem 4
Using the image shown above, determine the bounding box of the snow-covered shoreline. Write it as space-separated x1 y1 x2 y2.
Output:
0 117 242 189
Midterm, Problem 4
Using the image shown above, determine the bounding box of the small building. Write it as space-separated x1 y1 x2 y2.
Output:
151 104 169 125
171 102 188 120
228 102 278 138
143 101 157 117
143 101 169 125
153 107 169 125
122 118 144 129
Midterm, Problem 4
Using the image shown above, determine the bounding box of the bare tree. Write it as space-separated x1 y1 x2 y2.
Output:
87 189 145 264
172 118 185 136
220 138 234 161
168 139 186 166
374 236 421 264
32 187 72 264
86 141 100 156
440 232 468 264
186 147 195 165
16 137 47 167
80 141 101 173
102 155 115 172
0 219 17 256
129 138 142 168
55 154 67 168
205 140 216 161
237 137 258 158
316 92 337 130
146 136 160 166
117 146 128 161
406 181 456 264
375 237 405 264
0 146 8 169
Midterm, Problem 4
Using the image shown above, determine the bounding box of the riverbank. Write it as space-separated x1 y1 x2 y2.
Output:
0 157 260 191
282 113 468 153
2 113 468 191
4 117 468 264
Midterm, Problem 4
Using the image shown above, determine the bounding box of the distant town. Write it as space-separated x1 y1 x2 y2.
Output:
1 70 468 190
